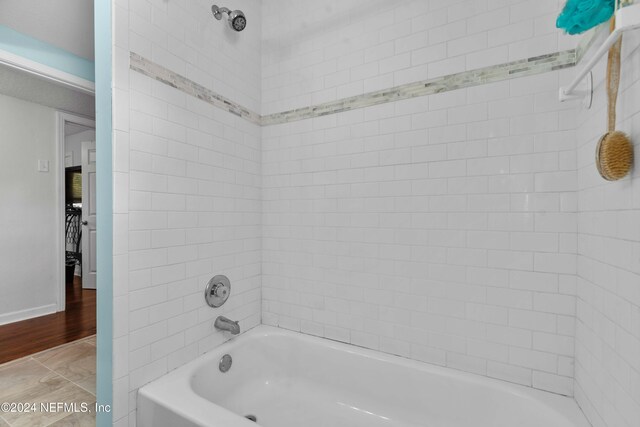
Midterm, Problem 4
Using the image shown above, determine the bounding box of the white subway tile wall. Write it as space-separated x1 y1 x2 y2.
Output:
261 0 581 398
112 0 262 425
573 31 640 427
261 0 577 115
262 71 579 396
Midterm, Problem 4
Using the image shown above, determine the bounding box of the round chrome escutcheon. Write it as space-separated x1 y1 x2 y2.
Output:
205 275 231 308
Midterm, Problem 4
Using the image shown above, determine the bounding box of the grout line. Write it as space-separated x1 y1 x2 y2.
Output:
0 355 95 426
43 413 72 427
31 358 97 398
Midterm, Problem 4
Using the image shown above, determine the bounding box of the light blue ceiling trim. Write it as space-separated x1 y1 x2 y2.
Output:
0 24 94 82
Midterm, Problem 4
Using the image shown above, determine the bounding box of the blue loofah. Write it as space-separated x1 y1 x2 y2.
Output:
557 0 615 34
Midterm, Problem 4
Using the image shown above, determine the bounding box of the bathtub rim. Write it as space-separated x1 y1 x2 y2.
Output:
137 325 591 427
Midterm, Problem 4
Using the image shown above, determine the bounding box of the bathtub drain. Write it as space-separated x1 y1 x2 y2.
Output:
219 354 232 373
245 415 257 422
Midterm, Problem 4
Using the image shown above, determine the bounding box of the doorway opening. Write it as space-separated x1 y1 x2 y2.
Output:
0 111 97 364
60 114 97 307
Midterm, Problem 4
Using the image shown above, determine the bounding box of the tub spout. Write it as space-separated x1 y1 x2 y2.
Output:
214 316 240 335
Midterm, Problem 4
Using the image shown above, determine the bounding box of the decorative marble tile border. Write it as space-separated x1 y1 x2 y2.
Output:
261 50 576 125
130 53 261 125
131 41 593 127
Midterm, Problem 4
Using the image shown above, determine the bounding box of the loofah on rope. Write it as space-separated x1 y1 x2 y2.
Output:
557 0 616 34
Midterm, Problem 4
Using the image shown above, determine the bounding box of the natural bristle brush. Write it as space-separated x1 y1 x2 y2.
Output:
596 11 634 181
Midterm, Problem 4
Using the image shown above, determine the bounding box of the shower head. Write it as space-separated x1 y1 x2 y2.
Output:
212 5 247 32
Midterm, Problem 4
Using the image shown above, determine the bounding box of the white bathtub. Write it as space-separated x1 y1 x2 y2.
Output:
138 326 590 427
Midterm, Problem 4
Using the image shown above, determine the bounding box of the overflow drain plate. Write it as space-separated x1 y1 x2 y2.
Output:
219 354 232 373
245 414 257 422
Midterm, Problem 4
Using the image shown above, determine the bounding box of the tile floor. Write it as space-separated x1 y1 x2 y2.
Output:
0 336 96 427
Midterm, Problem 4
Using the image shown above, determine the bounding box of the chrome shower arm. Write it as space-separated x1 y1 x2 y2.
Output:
212 5 231 20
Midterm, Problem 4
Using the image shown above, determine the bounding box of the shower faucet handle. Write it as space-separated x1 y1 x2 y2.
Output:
210 282 228 298
205 275 231 308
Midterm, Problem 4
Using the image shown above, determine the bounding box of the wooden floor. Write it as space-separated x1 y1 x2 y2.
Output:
0 277 96 364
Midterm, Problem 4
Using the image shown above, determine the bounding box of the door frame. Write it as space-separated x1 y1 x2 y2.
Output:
56 112 96 311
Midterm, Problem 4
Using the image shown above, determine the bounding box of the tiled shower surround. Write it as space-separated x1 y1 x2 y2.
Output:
111 0 262 424
111 0 640 426
572 30 640 427
262 72 579 394
261 0 579 397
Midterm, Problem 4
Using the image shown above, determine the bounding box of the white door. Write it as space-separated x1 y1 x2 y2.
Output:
81 141 97 289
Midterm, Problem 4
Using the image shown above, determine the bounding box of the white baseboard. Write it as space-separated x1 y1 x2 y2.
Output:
0 304 58 326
